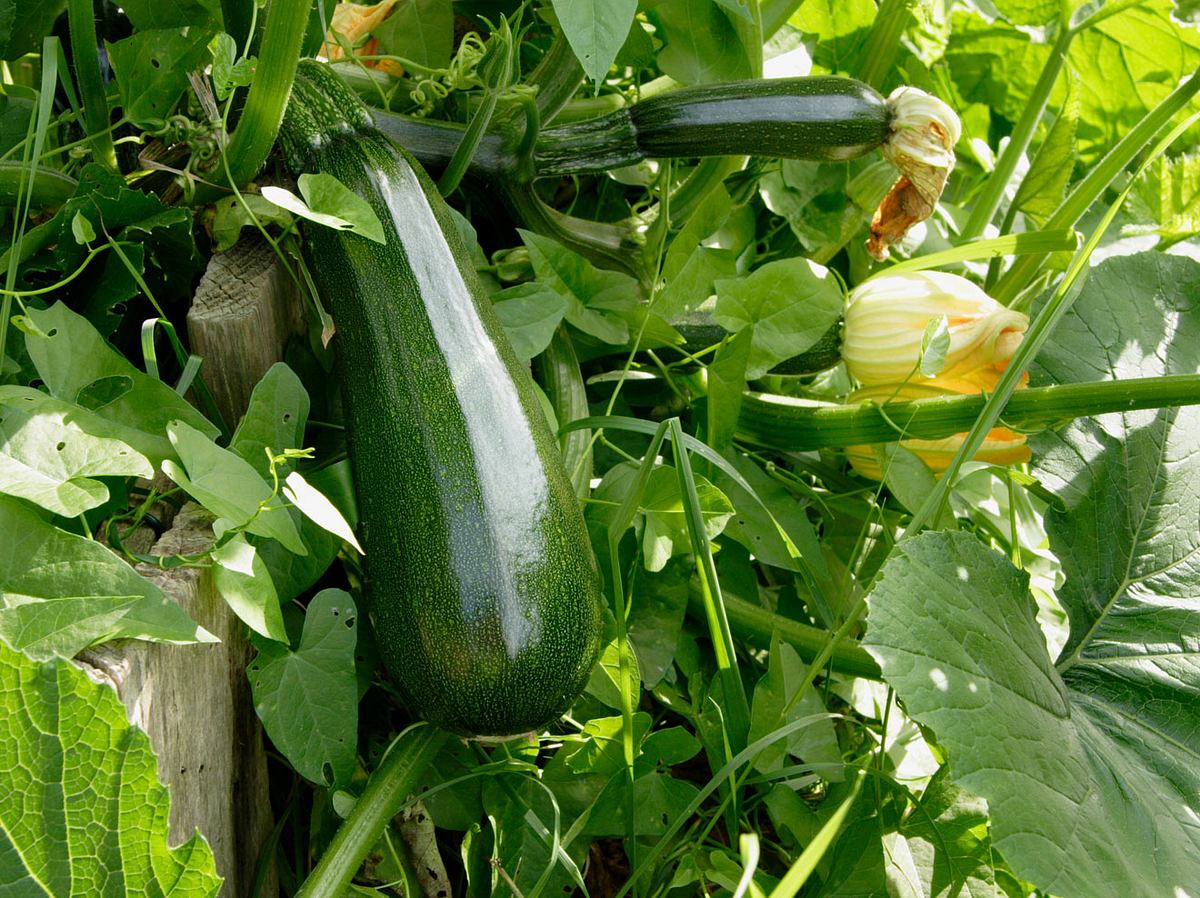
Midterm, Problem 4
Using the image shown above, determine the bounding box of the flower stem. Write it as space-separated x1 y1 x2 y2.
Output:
737 374 1200 451
295 725 448 898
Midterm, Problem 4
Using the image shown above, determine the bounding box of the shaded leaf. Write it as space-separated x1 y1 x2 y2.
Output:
248 589 358 787
519 229 639 345
551 0 638 83
106 27 217 127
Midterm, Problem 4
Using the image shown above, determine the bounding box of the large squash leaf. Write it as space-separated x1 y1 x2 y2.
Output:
863 253 1200 898
0 639 221 894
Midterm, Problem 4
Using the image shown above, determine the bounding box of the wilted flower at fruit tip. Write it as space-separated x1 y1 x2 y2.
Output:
845 379 1032 481
841 271 1028 388
869 87 962 260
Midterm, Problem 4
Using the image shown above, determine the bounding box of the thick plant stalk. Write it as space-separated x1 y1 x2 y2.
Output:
194 0 311 203
688 586 883 680
66 0 117 171
736 375 1200 452
534 326 593 499
295 725 449 898
854 0 914 90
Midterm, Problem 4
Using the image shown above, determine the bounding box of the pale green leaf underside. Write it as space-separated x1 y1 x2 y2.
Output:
0 388 152 515
0 496 214 660
0 640 221 895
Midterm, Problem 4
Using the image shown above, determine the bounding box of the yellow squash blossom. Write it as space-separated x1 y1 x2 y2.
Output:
322 0 406 77
845 374 1031 481
841 271 1028 387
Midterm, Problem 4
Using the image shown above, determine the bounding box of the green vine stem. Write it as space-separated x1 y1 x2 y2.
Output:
854 0 914 90
688 585 883 680
0 161 77 207
959 22 1073 242
534 325 593 498
736 374 1200 452
501 182 651 285
295 725 449 898
992 64 1200 303
66 0 117 171
193 0 311 204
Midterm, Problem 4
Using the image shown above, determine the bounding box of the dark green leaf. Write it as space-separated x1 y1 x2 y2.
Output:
118 0 222 30
0 0 67 60
106 27 217 127
248 589 359 787
373 0 453 69
648 0 754 83
706 328 751 455
898 767 1014 898
627 561 689 688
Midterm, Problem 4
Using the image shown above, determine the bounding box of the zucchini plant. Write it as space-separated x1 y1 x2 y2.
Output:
1 3 1200 898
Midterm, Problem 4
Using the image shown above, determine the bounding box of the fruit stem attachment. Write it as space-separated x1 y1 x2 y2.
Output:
295 724 449 898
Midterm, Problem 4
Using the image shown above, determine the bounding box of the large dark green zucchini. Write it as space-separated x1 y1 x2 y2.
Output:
279 60 603 738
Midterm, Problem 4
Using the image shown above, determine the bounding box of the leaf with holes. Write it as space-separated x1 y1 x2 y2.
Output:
248 589 359 787
0 388 152 516
0 639 221 895
22 303 217 464
106 27 217 127
230 362 310 480
865 255 1200 898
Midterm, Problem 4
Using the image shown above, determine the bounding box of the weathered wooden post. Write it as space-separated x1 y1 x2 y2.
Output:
78 237 304 897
